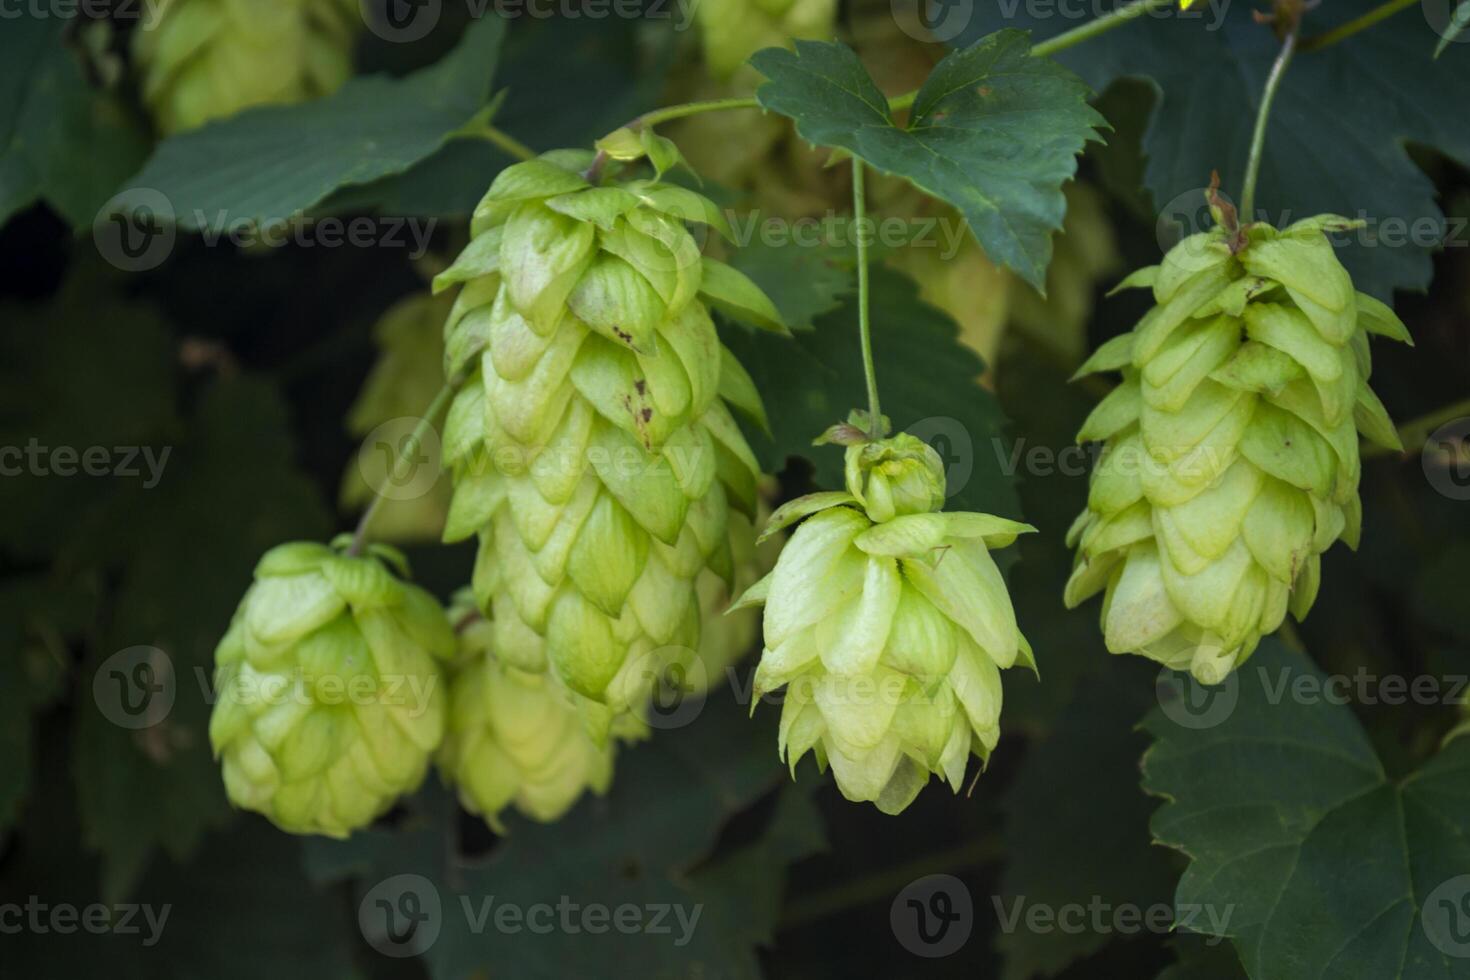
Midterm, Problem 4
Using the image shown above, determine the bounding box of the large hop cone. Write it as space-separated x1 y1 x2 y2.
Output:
438 592 644 831
209 540 453 837
434 151 782 734
736 432 1035 814
1065 212 1410 684
133 0 360 134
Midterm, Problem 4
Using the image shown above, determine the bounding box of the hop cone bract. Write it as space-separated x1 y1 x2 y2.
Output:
1065 213 1410 684
737 433 1035 814
134 0 360 134
438 592 643 830
434 151 782 737
209 540 453 837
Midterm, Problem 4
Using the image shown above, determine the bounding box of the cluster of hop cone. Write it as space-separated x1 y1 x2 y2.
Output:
142 0 1411 837
208 154 1408 837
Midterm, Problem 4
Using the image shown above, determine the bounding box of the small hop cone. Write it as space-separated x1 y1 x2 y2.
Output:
133 0 361 134
697 0 838 80
434 151 782 732
1066 213 1411 684
438 592 645 832
737 433 1035 814
208 540 454 838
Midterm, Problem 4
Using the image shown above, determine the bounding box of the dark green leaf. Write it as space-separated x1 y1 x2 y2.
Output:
0 16 148 229
72 378 331 900
111 16 506 233
958 2 1470 296
1143 640 1470 979
304 693 822 980
726 238 854 332
751 32 1106 289
997 667 1175 979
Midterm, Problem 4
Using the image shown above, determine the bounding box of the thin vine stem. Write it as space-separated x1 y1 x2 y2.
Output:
1299 0 1418 52
851 157 882 437
477 124 537 162
347 378 461 557
1239 25 1299 224
1032 0 1179 57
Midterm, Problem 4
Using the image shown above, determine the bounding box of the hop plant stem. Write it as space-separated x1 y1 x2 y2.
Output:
348 375 462 557
851 158 882 438
1240 24 1300 223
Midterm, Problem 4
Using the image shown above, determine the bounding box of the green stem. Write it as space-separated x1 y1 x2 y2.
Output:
638 96 762 128
1363 397 1470 459
1032 0 1178 57
851 157 882 437
1299 0 1418 52
477 124 537 162
1239 26 1299 224
347 378 461 557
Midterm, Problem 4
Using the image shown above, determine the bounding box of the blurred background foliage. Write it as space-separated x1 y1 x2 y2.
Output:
2 1 1469 977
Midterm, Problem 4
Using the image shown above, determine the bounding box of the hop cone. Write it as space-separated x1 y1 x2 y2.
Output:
696 0 837 79
438 592 644 831
209 540 453 837
434 151 783 737
737 432 1034 814
134 0 360 134
1065 211 1410 684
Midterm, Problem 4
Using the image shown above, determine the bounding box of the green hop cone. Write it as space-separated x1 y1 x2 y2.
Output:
208 539 454 838
133 0 360 134
696 0 838 80
736 432 1035 814
1065 212 1411 684
433 150 784 736
439 591 645 831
